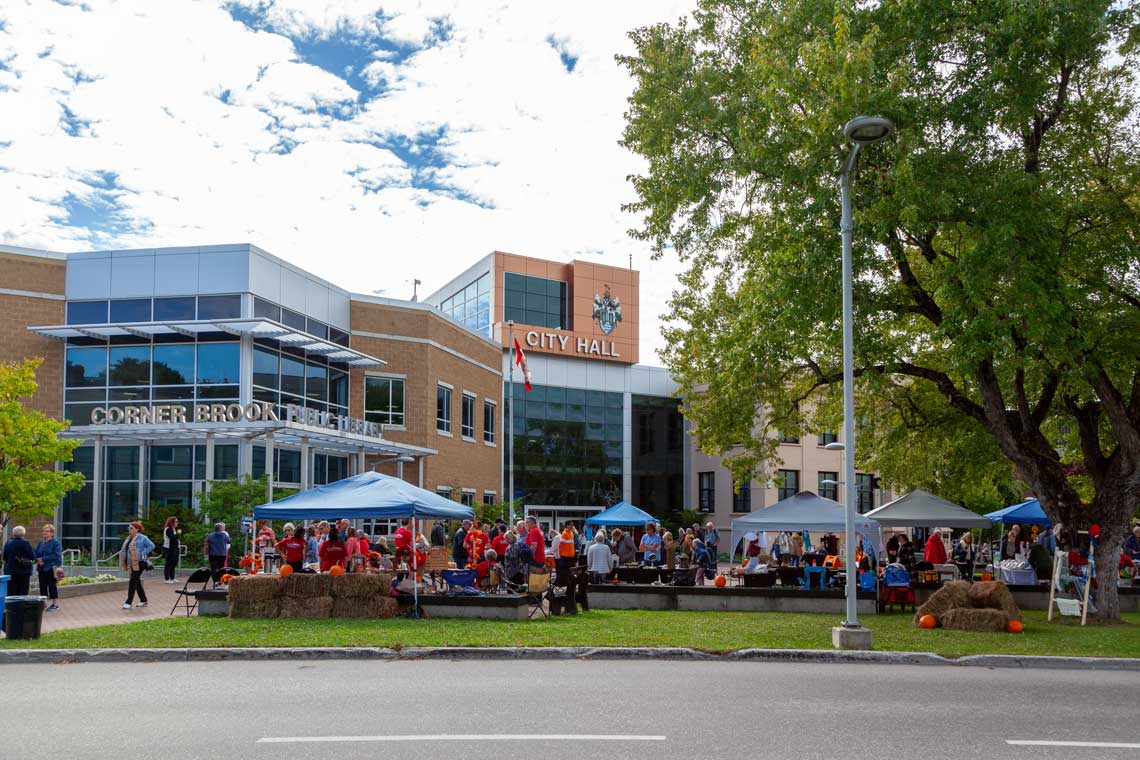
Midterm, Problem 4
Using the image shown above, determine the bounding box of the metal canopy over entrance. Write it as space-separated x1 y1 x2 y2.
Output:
28 317 385 367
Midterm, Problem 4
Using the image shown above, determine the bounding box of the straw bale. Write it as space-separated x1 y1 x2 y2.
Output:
967 580 1022 622
228 599 280 619
913 580 971 625
371 597 400 619
226 574 281 602
280 572 331 598
940 607 1009 633
331 572 390 598
280 596 333 619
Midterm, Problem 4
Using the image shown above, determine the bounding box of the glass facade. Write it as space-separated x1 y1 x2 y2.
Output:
631 394 683 519
505 382 623 506
64 334 241 425
438 273 491 336
251 340 349 419
66 295 242 325
503 273 567 329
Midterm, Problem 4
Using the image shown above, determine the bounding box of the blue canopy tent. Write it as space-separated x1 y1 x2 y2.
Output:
984 498 1051 527
584 501 658 526
253 471 475 521
253 471 474 616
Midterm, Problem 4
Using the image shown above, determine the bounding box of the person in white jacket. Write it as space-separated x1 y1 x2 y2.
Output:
586 532 614 583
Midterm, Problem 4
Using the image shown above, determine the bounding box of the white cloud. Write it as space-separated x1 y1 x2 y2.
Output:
0 0 694 365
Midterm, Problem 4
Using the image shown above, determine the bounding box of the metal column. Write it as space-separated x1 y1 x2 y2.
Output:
264 431 275 502
418 456 424 489
137 442 147 518
92 435 103 560
300 436 311 491
205 433 215 494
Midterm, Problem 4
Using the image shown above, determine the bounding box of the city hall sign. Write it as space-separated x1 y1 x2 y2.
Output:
525 330 620 358
88 401 384 438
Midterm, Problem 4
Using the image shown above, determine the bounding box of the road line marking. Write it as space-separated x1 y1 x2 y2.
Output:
1008 740 1140 749
258 734 666 744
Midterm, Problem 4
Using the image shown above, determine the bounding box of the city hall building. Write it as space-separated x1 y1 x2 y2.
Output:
1 242 874 554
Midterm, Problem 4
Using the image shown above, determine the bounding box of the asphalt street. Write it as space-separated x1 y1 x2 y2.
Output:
0 659 1136 760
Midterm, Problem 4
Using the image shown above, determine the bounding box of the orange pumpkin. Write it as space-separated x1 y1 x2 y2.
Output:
329 564 345 576
1007 620 1023 634
714 574 727 588
918 614 937 629
279 564 294 577
219 574 234 584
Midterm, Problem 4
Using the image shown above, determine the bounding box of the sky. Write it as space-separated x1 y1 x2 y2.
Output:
0 0 694 365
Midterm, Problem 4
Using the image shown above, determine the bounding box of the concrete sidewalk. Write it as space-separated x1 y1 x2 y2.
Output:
16 581 190 635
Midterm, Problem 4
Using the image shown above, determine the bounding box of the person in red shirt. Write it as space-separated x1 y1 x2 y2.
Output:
490 526 508 562
924 530 948 565
464 520 488 566
318 532 347 572
275 523 307 573
525 516 546 566
475 548 499 589
393 518 413 565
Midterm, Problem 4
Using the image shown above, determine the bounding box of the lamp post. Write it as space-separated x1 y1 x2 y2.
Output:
833 116 893 651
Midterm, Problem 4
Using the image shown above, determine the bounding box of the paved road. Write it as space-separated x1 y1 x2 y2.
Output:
1 660 1137 759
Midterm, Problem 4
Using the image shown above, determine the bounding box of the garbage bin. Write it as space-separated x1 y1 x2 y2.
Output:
3 595 47 640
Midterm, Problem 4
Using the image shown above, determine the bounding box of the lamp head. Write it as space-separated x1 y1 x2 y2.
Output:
843 115 894 145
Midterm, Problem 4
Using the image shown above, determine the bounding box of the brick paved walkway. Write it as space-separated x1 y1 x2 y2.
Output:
33 581 191 635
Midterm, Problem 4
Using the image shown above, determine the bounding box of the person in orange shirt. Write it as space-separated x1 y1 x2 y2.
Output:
464 520 488 566
556 520 577 583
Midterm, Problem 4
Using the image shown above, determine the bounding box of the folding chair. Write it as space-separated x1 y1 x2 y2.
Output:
213 566 242 588
525 566 551 619
170 567 214 617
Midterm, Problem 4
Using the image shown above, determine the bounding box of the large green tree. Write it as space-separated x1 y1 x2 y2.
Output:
0 358 85 532
621 1 1140 618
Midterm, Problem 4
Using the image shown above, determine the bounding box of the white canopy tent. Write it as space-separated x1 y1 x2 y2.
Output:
864 489 992 529
728 491 882 562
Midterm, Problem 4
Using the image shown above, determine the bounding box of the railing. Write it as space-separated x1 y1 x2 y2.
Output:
61 549 81 577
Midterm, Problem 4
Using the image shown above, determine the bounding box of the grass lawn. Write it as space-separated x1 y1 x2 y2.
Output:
4 609 1139 658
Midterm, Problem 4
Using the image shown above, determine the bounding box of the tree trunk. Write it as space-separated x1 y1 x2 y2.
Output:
1091 500 1128 622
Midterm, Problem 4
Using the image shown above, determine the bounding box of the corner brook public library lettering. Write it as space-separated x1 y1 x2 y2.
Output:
0 243 874 555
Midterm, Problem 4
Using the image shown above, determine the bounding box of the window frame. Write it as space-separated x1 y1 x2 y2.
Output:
732 479 751 513
461 392 476 440
483 399 496 444
698 471 716 513
364 375 406 427
777 469 800 501
436 384 452 434
818 471 839 502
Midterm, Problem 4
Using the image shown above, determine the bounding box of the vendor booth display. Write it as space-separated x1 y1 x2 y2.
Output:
912 579 1023 632
728 491 880 562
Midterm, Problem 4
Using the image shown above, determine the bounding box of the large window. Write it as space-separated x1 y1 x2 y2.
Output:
777 469 799 500
437 384 452 433
461 393 476 439
503 272 567 329
66 295 241 325
856 472 875 513
251 341 350 418
732 479 751 513
505 382 623 507
818 431 838 446
483 400 496 444
438 273 491 336
631 395 683 519
698 471 716 513
364 377 405 426
818 471 838 501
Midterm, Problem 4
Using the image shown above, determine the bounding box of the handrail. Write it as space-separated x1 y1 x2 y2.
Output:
61 549 81 576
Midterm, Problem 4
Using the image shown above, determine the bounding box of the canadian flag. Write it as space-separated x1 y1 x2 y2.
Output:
513 337 533 391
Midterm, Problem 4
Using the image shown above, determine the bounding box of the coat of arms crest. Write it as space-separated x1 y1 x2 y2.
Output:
591 285 622 335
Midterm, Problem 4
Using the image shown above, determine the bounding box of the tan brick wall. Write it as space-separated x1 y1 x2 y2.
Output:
0 252 66 417
349 300 503 502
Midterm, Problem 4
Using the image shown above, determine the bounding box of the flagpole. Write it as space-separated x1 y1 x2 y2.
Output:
508 320 515 527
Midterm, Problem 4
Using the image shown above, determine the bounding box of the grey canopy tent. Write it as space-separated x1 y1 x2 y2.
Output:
864 489 992 528
728 491 881 562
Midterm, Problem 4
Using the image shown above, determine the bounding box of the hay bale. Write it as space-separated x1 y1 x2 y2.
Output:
913 580 971 625
226 574 281 602
330 595 401 619
280 572 331 598
280 596 333 619
940 607 1009 633
967 580 1022 622
330 573 390 598
228 599 280 619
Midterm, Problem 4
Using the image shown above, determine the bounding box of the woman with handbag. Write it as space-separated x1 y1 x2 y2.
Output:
120 521 155 610
34 524 64 611
2 525 36 596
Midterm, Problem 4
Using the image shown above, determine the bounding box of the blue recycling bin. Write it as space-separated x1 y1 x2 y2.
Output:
0 574 8 611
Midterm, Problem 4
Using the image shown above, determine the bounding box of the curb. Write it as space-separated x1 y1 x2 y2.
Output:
1 646 1139 670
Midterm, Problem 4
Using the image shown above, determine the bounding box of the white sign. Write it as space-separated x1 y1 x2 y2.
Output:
525 330 620 358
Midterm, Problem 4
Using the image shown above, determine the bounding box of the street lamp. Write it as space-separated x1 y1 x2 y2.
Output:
833 115 894 651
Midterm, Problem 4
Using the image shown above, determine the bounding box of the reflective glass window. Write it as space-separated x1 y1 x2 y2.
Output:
328 370 348 409
66 347 107 387
253 347 279 389
153 297 196 321
105 446 140 480
281 356 305 396
196 294 241 320
151 482 192 508
437 385 452 433
253 297 280 321
109 345 151 386
305 363 327 401
196 343 239 384
281 308 306 331
461 394 475 438
109 299 151 322
150 446 193 480
152 344 194 385
67 301 108 325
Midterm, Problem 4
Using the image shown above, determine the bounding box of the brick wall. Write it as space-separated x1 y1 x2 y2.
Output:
349 299 503 501
0 252 66 416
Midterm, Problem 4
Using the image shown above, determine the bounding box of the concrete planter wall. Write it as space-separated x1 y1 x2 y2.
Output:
420 595 531 620
57 580 130 599
588 585 878 614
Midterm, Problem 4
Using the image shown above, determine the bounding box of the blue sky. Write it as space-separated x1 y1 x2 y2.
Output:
0 0 693 363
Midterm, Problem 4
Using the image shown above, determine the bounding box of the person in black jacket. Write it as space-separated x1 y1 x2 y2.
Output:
897 535 916 570
2 526 36 596
430 521 447 548
162 516 181 584
453 520 471 568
